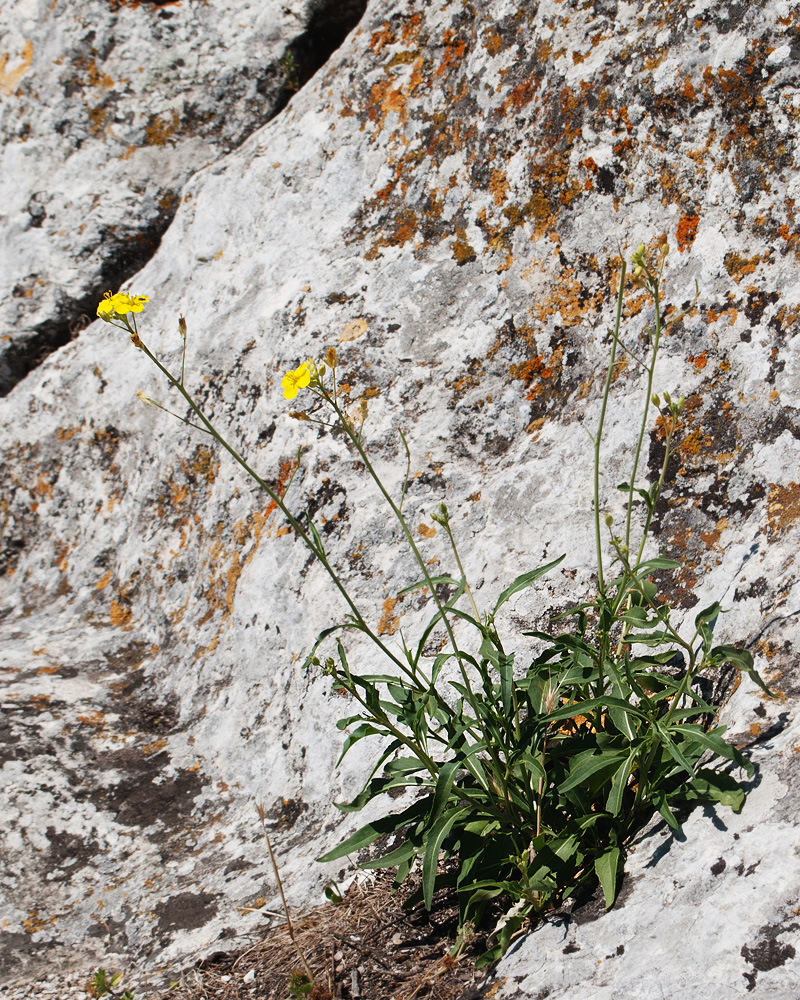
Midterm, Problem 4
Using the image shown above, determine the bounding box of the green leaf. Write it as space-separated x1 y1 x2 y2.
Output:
423 808 468 908
428 760 460 827
398 575 461 597
636 557 681 572
317 797 429 863
685 768 746 811
710 644 773 696
652 789 680 829
498 651 515 716
560 749 627 793
606 754 635 815
657 725 697 778
594 846 621 908
359 837 419 870
494 555 566 613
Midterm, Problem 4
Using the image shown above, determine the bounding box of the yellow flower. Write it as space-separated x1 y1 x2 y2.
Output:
97 291 149 322
281 362 311 400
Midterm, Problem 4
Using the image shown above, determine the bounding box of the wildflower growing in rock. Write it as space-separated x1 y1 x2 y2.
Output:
281 362 311 400
96 291 149 322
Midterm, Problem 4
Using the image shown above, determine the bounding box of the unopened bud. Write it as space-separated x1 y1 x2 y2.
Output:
676 395 685 413
178 314 187 339
605 513 613 527
663 390 672 405
651 394 660 408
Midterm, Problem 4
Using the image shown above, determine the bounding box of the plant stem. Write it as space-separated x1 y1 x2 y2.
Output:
138 343 418 686
594 259 627 598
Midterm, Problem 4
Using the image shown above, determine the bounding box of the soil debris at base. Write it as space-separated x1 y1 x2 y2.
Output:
165 873 485 1000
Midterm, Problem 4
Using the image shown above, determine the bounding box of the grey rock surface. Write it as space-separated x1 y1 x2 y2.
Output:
0 0 366 395
1 0 800 994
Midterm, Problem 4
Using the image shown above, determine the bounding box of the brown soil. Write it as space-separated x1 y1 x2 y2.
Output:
163 873 489 1000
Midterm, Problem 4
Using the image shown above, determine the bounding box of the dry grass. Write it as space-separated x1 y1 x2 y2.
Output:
164 873 488 1000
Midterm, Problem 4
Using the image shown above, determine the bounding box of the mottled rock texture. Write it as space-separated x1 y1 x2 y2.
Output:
1 0 800 995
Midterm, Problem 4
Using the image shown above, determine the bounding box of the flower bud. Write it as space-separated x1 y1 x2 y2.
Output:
651 393 660 408
605 513 613 527
178 314 187 339
663 390 672 405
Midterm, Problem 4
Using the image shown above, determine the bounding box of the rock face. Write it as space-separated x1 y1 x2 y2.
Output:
0 0 366 395
1 0 800 994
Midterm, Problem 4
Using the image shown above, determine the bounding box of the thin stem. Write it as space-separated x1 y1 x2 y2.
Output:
623 280 662 555
257 807 315 984
594 261 627 597
137 342 417 686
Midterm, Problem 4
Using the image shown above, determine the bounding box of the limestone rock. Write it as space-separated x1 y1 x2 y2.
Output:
0 0 366 395
1 0 799 994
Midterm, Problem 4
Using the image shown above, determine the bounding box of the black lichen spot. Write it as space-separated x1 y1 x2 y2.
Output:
741 921 798 991
710 857 726 876
155 891 218 937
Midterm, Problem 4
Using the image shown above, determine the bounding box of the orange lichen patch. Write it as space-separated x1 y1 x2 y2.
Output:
369 22 394 53
700 518 728 550
489 168 509 206
418 523 436 539
483 29 502 56
724 251 761 282
526 417 547 439
681 76 696 101
95 569 113 590
503 76 538 113
401 12 422 44
31 475 53 499
366 209 420 259
530 268 603 329
53 542 72 573
676 214 699 251
767 482 800 536
689 351 708 370
36 665 60 675
56 425 82 442
707 305 738 326
22 910 55 934
77 711 106 727
0 40 33 98
188 760 202 772
142 737 168 755
436 28 466 76
145 109 180 146
110 600 133 627
378 597 403 636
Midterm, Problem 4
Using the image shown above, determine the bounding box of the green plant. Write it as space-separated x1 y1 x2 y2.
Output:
92 968 134 1000
98 241 770 966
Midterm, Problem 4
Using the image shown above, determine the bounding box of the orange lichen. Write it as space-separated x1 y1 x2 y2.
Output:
489 168 509 206
110 600 133 627
676 214 699 251
142 737 168 755
689 351 708 370
144 110 180 146
724 251 760 282
0 40 33 98
418 523 436 539
378 596 402 636
767 482 800 536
